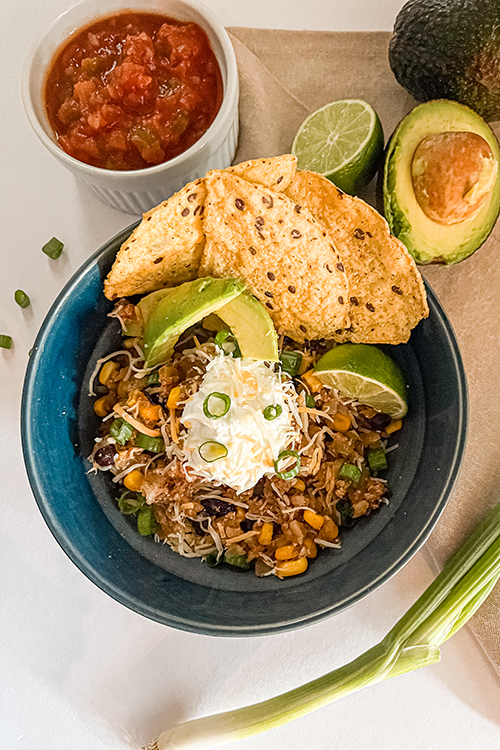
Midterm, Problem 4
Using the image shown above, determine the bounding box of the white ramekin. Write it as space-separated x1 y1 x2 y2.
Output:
22 0 239 214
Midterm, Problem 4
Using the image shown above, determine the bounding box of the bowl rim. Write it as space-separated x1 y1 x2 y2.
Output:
21 0 239 180
21 225 469 635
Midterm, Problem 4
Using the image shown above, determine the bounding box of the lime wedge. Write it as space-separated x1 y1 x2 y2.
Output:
313 343 408 418
291 99 384 195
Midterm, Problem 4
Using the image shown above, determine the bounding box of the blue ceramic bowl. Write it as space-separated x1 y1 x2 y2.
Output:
21 225 467 636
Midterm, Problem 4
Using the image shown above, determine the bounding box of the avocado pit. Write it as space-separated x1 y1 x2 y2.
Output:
411 131 497 225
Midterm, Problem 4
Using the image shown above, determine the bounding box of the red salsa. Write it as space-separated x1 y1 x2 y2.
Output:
44 13 224 170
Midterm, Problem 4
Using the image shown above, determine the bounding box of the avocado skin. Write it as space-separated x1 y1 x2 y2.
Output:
390 0 500 121
383 100 500 265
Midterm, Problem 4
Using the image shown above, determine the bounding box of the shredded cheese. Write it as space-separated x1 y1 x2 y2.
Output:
113 405 162 437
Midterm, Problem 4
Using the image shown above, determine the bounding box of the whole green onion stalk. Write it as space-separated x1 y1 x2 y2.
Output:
146 502 500 750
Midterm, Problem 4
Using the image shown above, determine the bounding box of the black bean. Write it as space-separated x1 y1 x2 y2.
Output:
367 412 393 431
94 445 117 467
240 518 254 533
200 497 236 517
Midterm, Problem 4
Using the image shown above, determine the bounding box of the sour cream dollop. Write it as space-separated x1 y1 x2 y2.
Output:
180 353 300 494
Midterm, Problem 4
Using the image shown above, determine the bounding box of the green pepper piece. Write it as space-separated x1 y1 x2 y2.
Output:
339 462 362 484
368 447 388 471
223 549 250 570
42 237 64 259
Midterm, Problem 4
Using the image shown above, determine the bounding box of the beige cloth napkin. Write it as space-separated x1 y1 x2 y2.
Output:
228 27 500 676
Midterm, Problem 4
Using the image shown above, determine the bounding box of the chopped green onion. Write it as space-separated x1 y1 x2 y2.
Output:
14 289 30 308
305 393 316 409
204 550 223 568
336 498 355 526
0 335 12 349
274 449 300 480
198 441 228 463
135 433 165 453
215 330 241 357
146 369 160 385
279 350 302 377
109 417 134 445
117 491 146 515
223 549 250 570
263 404 282 421
203 392 231 419
147 499 500 750
339 462 362 484
368 447 388 471
137 506 158 536
42 237 64 259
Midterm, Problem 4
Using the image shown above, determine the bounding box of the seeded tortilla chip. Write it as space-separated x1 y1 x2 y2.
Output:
285 171 429 344
227 154 297 192
104 180 206 300
198 171 350 342
104 156 297 300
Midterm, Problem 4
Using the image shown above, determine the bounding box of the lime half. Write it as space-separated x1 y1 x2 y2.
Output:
313 343 408 418
291 99 384 195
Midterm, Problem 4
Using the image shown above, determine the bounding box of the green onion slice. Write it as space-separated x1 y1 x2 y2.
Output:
109 417 134 445
14 290 30 308
368 447 388 472
198 441 228 463
274 449 301 480
263 404 282 421
117 491 146 515
135 432 165 453
215 330 241 357
146 369 160 385
0 335 12 349
339 462 362 484
280 350 302 377
203 392 231 419
42 237 64 259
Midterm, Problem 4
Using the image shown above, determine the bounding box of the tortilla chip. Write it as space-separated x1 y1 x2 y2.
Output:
104 155 297 300
198 171 350 342
104 179 206 300
285 171 429 344
227 154 297 192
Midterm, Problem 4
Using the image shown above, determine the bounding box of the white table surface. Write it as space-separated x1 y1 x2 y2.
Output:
2 1 500 748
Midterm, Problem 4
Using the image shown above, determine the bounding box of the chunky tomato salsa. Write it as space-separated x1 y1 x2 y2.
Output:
44 13 224 170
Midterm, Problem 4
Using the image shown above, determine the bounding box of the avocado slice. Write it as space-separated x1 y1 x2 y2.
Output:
143 277 245 367
123 288 175 337
383 100 500 264
217 291 279 362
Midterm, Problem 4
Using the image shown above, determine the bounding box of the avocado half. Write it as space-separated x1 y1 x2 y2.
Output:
383 99 500 264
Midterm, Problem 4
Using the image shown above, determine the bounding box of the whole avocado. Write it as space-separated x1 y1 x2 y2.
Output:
389 0 500 121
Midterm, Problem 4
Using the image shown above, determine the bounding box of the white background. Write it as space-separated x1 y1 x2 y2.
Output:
2 1 500 749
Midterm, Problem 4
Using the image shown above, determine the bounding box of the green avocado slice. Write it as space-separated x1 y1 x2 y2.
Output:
383 100 500 264
143 277 245 367
217 291 279 362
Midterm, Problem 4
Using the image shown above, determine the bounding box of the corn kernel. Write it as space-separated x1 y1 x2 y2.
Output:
332 412 351 433
99 360 118 386
275 557 308 578
258 521 274 546
294 478 306 492
275 544 298 561
167 386 181 410
123 337 138 349
138 401 163 423
123 469 144 491
303 537 317 558
94 395 112 417
303 509 324 530
386 418 403 434
235 507 246 522
301 370 324 393
319 516 339 542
